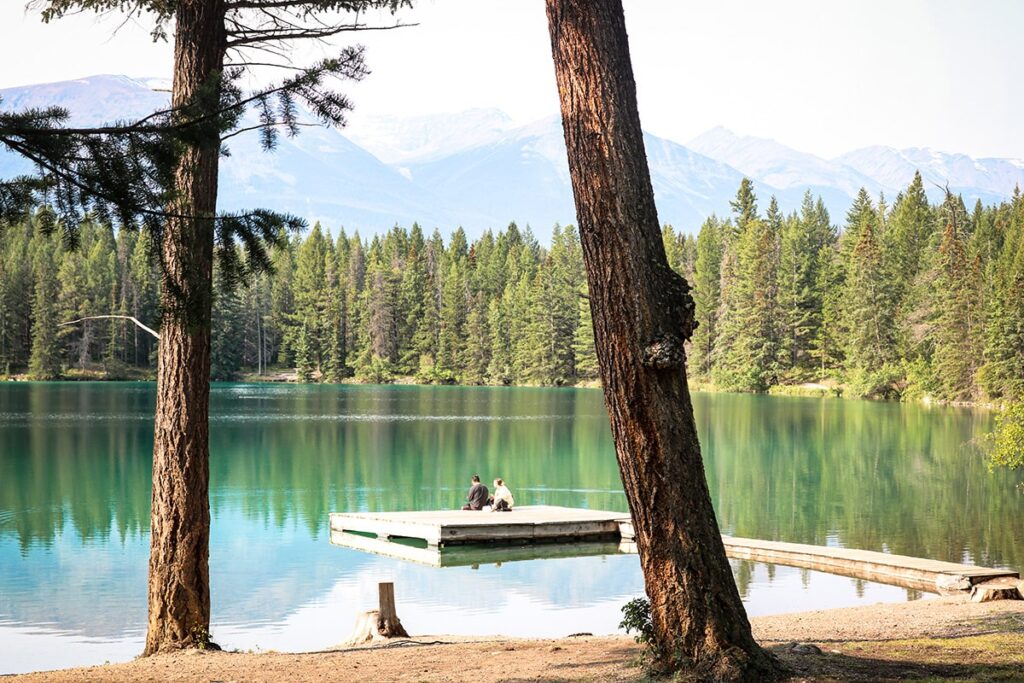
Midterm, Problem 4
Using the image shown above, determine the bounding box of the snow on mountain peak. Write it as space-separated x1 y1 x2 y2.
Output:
2 74 1023 238
345 107 515 165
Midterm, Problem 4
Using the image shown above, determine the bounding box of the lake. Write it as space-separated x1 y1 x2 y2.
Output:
1 382 1020 674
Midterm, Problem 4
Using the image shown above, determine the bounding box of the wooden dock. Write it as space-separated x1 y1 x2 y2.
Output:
330 530 632 567
717 536 1019 593
329 505 1019 595
329 505 628 546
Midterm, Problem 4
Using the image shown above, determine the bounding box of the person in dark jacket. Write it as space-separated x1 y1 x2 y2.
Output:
462 475 489 510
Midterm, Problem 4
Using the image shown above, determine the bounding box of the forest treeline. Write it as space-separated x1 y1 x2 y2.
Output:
1 171 1022 403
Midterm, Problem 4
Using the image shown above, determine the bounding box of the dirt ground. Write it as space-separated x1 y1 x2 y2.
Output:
7 596 1024 682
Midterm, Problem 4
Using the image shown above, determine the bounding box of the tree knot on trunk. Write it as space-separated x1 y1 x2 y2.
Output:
641 335 686 369
640 268 697 370
654 267 697 341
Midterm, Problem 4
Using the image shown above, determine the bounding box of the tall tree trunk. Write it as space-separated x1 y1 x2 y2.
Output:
144 0 227 656
544 2 780 680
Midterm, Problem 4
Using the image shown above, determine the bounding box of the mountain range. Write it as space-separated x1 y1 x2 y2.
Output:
2 75 1022 239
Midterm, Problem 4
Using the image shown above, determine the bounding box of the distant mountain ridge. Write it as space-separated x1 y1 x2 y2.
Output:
2 75 1022 239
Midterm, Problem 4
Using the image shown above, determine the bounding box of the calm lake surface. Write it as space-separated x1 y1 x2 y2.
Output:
1 382 1021 674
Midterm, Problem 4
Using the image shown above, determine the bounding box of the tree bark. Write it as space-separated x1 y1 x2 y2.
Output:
544 2 781 680
376 582 409 638
144 0 227 656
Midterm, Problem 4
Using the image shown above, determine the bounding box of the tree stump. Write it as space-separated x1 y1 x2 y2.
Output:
345 583 409 646
377 582 409 638
970 578 1023 602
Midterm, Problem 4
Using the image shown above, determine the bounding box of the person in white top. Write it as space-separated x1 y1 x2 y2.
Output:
490 478 514 512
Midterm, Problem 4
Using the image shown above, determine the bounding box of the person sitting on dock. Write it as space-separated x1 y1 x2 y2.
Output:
462 475 489 510
490 478 514 512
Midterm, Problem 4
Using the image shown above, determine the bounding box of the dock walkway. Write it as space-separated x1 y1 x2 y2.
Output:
329 505 1019 594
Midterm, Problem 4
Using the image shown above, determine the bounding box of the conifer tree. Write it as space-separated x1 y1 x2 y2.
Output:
291 223 330 377
730 177 758 227
436 257 467 380
688 216 723 380
486 293 513 384
28 230 61 380
461 292 491 384
295 319 314 383
842 219 898 396
0 220 34 372
210 263 243 381
778 191 830 376
412 229 444 374
572 286 599 381
397 224 426 373
980 189 1024 399
545 2 778 675
814 243 844 374
344 234 367 368
547 224 584 383
929 195 980 400
714 185 780 390
268 242 296 368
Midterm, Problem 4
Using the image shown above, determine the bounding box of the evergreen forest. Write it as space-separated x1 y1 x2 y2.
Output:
1 172 1022 405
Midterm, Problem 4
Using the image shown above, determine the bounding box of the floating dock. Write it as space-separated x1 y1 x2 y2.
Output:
330 531 631 568
329 505 628 546
328 505 1019 594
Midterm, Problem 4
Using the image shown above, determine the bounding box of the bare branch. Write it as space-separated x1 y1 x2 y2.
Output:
226 21 411 47
220 120 317 142
60 315 160 340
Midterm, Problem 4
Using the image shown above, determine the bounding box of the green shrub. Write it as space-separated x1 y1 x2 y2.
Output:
988 401 1024 487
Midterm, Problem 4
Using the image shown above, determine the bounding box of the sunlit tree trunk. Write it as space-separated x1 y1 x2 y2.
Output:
545 1 781 679
145 0 227 655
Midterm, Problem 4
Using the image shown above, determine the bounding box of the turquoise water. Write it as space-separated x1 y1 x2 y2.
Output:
0 383 1020 674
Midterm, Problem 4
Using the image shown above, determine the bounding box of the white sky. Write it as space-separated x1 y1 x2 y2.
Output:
1 0 1021 158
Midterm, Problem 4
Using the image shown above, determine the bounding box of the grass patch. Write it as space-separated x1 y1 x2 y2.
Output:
775 632 1024 682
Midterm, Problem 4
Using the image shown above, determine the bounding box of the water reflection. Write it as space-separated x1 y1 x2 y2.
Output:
0 383 1020 674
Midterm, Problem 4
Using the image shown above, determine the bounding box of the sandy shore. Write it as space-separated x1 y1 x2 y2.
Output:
6 596 1024 682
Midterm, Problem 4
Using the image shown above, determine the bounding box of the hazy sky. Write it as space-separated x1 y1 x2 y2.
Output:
1 0 1021 158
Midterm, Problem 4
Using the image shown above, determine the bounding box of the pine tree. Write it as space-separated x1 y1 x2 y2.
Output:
356 245 400 378
4 0 413 655
461 292 491 384
516 269 554 384
412 229 444 375
266 240 295 368
929 195 981 400
546 224 584 383
397 224 426 373
730 177 758 228
486 293 513 384
436 257 467 380
842 219 898 397
979 190 1024 399
210 262 244 381
0 220 34 373
778 191 831 377
662 224 687 275
28 231 61 380
814 243 844 374
712 182 757 389
713 185 780 391
295 319 314 383
689 216 723 381
572 285 599 381
291 223 331 377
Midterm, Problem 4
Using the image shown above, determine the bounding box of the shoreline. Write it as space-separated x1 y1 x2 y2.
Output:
6 596 1023 682
0 373 1007 411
